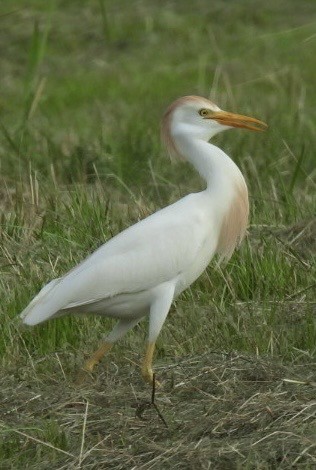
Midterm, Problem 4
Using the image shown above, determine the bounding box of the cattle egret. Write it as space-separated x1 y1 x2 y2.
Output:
20 96 267 385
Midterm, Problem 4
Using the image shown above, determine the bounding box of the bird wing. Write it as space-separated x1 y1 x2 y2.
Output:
21 193 214 325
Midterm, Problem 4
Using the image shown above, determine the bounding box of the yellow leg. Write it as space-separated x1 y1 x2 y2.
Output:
141 341 156 385
83 342 113 372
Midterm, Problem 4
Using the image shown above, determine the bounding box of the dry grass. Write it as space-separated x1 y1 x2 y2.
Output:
1 353 316 469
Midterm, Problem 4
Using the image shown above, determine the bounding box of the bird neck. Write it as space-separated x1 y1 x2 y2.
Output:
174 134 245 192
173 134 249 261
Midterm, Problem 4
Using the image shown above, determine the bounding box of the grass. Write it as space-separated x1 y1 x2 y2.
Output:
0 0 315 467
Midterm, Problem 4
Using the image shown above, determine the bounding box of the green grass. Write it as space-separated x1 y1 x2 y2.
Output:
0 0 315 468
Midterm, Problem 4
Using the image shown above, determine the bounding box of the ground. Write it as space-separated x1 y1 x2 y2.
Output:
2 353 316 468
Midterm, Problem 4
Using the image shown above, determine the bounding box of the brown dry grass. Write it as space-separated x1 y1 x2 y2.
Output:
1 352 316 469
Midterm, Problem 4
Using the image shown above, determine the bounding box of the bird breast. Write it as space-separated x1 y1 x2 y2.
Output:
216 180 249 261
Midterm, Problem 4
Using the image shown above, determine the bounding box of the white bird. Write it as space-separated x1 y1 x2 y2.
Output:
20 96 267 384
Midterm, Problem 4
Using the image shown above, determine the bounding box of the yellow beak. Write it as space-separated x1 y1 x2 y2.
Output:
206 111 268 132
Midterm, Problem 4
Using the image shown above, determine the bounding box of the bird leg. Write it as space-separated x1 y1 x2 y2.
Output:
141 341 157 385
77 318 141 384
76 342 113 385
83 342 113 372
141 283 175 386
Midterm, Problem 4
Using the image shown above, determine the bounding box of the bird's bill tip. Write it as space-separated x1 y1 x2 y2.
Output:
207 111 268 132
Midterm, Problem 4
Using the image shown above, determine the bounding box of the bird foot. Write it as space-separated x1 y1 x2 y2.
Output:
83 358 99 373
75 342 112 385
75 367 93 385
75 358 100 385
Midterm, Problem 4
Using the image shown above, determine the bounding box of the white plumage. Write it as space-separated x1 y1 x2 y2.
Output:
20 95 267 384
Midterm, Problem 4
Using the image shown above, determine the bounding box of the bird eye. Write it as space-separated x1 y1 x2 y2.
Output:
199 108 209 117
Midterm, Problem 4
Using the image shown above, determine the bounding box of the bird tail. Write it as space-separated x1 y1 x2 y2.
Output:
20 277 66 326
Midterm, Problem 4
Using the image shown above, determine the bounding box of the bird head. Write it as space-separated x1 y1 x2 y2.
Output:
161 95 267 159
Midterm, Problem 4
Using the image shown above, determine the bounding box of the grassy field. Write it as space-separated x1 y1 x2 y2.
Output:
1 0 315 468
